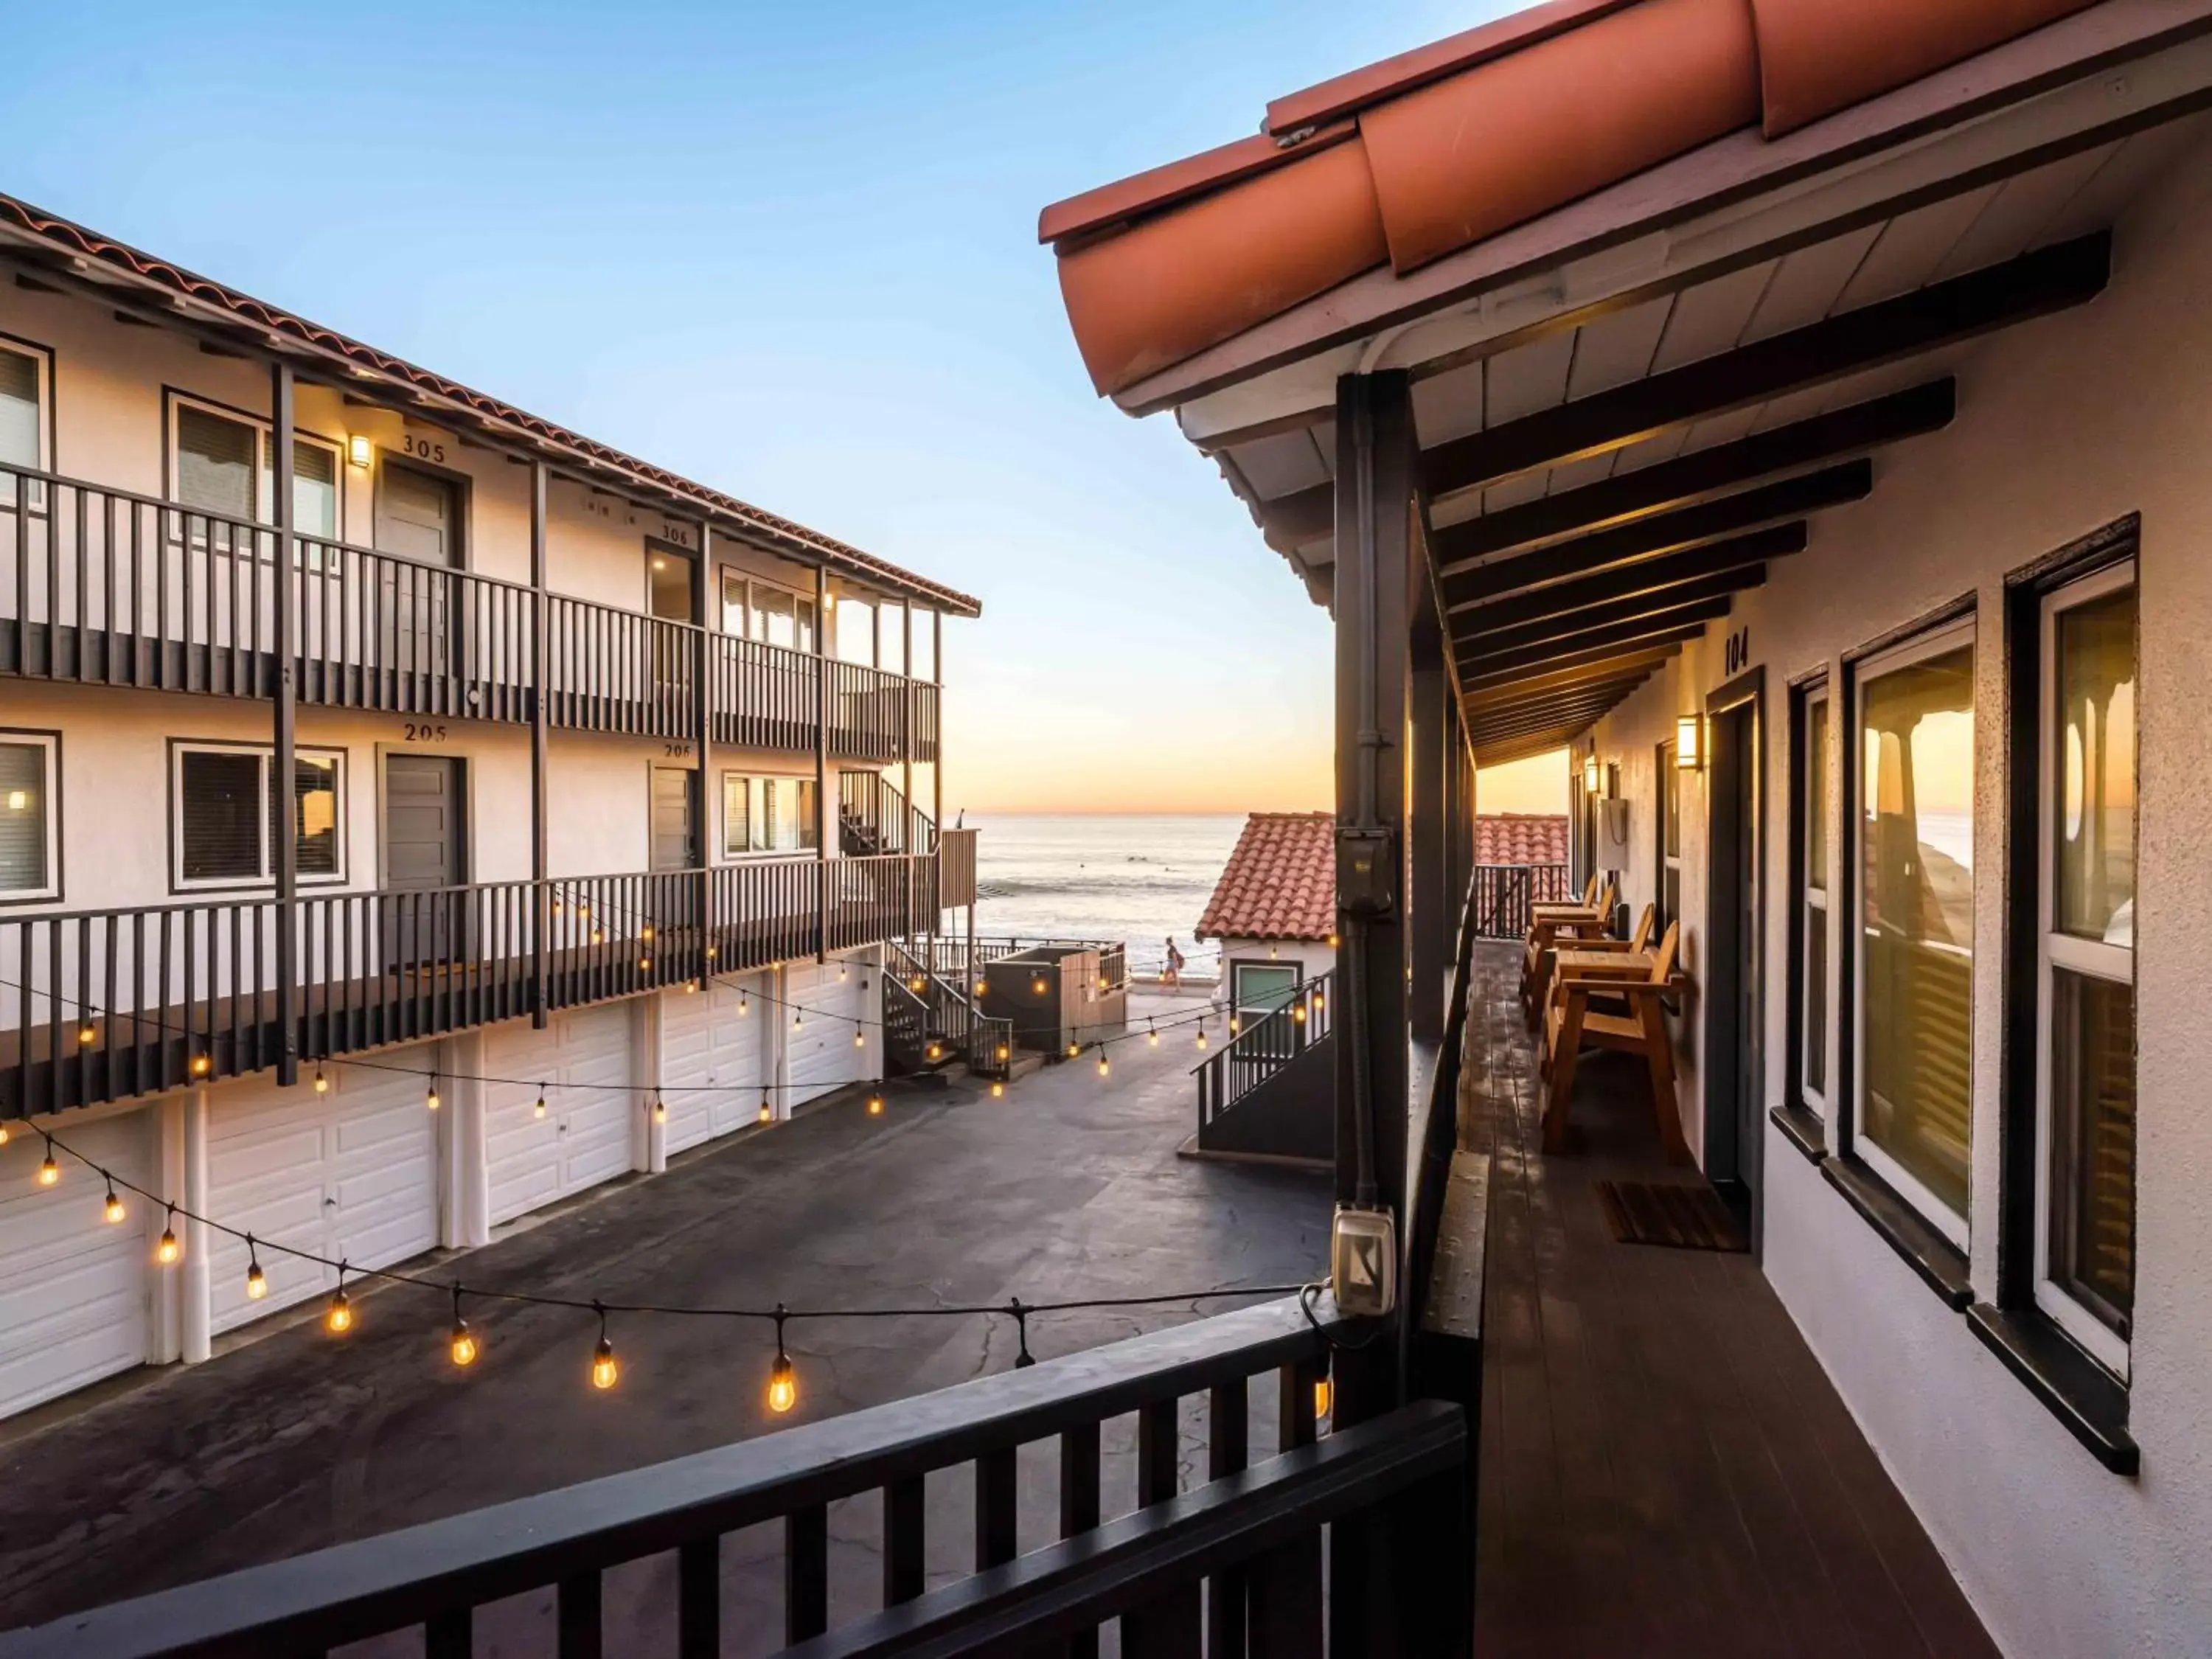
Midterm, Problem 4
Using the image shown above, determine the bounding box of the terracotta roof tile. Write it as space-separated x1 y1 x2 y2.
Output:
1475 814 1570 866
1197 812 1336 942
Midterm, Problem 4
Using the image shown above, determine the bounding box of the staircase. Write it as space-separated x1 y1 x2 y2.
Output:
1192 972 1335 1165
838 769 937 858
883 937 1012 1082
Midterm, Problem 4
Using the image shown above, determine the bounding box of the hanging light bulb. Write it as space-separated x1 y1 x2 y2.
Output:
854 1029 865 1049
591 1307 618 1391
838 963 849 981
738 993 749 1015
425 1075 441 1112
766 1310 797 1413
1196 1024 1209 1051
652 1096 667 1124
78 1020 97 1046
246 1238 268 1300
1228 1015 1241 1037
639 956 653 972
990 1080 1004 1099
1268 943 1279 961
535 1087 548 1120
449 1287 479 1367
973 978 987 997
326 1270 353 1335
156 1205 181 1265
926 1040 942 1061
313 1067 329 1095
793 1010 804 1030
191 1052 211 1077
758 1096 773 1124
1293 1002 1307 1024
37 1138 60 1186
867 1091 885 1116
1147 1020 1158 1046
1096 1049 1110 1078
641 925 654 942
686 978 700 993
1065 1040 1079 1060
591 927 604 944
0 1124 9 1146
996 1042 1009 1062
1314 992 1326 1015
102 1178 125 1225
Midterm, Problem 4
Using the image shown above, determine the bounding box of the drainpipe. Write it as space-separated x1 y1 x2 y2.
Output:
271 361 298 1087
815 565 829 964
530 461 550 1028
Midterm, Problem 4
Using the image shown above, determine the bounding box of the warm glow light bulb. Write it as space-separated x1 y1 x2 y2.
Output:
1229 1017 1241 1036
425 1080 440 1111
974 980 987 996
926 1041 941 1061
758 1099 773 1124
766 1353 798 1414
1196 1027 1208 1051
246 1261 268 1299
996 1043 1009 1062
739 996 749 1015
867 1093 885 1116
653 1098 667 1124
326 1290 353 1334
854 1030 865 1048
592 1337 619 1391
991 1081 1004 1099
103 1188 125 1224
192 1054 211 1077
78 1022 96 1046
313 1068 329 1094
451 1321 479 1367
535 1093 547 1119
1147 1025 1158 1046
37 1152 59 1186
156 1227 181 1265
1032 975 1048 996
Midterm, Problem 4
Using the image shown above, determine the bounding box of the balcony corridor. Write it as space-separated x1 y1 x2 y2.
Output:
1462 943 1997 1658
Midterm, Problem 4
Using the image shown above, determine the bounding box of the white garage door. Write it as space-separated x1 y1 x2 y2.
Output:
787 958 872 1107
209 1051 440 1333
0 1110 154 1418
484 1004 633 1225
661 973 766 1151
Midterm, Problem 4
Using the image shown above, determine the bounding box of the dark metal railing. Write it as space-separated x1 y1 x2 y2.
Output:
0 459 942 757
836 768 936 857
884 937 1012 1080
1 854 945 1117
1471 861 1572 940
0 1295 1479 1659
1195 972 1335 1133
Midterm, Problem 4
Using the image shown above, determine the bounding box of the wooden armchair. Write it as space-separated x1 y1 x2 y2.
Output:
1518 878 1621 1025
1540 919 1690 1162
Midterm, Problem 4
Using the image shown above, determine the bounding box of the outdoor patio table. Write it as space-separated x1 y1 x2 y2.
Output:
1557 949 1654 981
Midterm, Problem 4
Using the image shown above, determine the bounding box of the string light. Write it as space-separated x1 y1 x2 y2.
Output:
1096 1049 1110 1078
449 1286 479 1367
1065 1040 1079 1060
996 1043 1009 1062
1010 1298 1036 1368
192 1053 211 1077
758 1096 773 1124
1032 975 1048 996
793 1011 803 1030
765 1307 797 1413
738 994 749 1015
838 964 848 982
973 979 987 997
926 1040 942 1061
1196 1024 1208 1051
1228 1016 1241 1037
156 1206 181 1265
866 1091 885 1116
425 1075 441 1112
990 1081 1004 1099
652 1096 667 1125
1293 1002 1307 1024
1147 1020 1158 1046
313 1067 329 1094
591 1304 619 1391
535 1088 548 1120
327 1267 353 1335
77 1020 96 1046
0 1124 9 1146
38 1137 59 1186
853 1029 865 1048
246 1237 268 1300
102 1176 125 1224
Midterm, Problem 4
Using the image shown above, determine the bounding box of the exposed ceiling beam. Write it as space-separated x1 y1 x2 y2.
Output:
1453 533 1781 639
1469 692 1647 744
1455 580 1749 662
1420 232 2108 499
1463 666 1659 723
1475 732 1586 768
1463 644 1682 706
1441 465 1852 602
1440 379 1954 561
1461 611 1725 681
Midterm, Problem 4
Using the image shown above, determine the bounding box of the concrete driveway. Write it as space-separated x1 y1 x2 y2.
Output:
0 992 1329 1645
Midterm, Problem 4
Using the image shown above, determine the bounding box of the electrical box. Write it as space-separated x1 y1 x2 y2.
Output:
1336 827 1396 919
1330 1204 1397 1318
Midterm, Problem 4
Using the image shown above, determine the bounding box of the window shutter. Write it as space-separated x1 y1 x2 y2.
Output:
0 742 49 894
0 347 38 471
176 406 257 522
180 750 265 881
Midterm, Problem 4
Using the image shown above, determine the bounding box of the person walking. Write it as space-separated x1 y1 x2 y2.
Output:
1163 936 1186 988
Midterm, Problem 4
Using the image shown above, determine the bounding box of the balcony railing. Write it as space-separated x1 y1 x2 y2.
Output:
1470 860 1573 940
0 459 939 759
0 853 944 1118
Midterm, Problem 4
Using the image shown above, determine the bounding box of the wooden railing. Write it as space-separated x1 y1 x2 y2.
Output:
0 1294 1473 1659
1196 972 1334 1134
884 936 1012 1080
0 459 941 757
1470 861 1573 940
0 854 945 1118
836 768 936 856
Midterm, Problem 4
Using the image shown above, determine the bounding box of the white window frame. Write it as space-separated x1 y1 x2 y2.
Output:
720 770 818 858
170 740 348 891
719 568 816 653
165 392 343 539
2033 558 2135 1377
0 333 55 510
0 729 60 902
1801 682 1832 1117
1851 616 1976 1249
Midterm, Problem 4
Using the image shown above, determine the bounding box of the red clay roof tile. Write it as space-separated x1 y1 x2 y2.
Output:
1475 814 1571 867
1196 812 1337 942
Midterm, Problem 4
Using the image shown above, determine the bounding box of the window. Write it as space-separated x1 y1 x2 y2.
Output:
173 742 344 888
877 599 907 677
0 733 58 900
2035 562 2135 1374
1801 684 1832 1116
170 397 341 538
1853 620 1976 1245
835 594 876 667
1661 742 1682 931
719 571 816 653
1 339 51 508
721 773 817 855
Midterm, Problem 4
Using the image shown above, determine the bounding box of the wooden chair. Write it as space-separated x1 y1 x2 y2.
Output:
1518 879 1622 1024
1540 919 1690 1162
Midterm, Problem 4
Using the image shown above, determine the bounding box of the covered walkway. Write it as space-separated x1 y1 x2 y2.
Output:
1462 944 1996 1658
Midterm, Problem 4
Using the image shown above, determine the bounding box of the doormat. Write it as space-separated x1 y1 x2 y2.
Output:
1593 1180 1747 1252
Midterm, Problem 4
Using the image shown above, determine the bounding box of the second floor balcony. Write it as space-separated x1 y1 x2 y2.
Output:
0 462 939 763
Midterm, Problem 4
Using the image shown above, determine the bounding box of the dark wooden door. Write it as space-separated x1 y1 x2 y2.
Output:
383 754 465 972
1704 699 1761 1239
650 766 696 872
375 462 463 684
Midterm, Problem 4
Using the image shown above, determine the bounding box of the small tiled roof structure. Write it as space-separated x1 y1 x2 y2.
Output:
1197 813 1335 943
1475 814 1570 866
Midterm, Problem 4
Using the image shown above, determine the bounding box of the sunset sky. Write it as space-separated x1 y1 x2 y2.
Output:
7 0 1527 815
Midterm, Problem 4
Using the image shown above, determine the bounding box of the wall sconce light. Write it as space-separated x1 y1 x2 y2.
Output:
1581 753 1599 793
347 435 372 470
1676 714 1705 771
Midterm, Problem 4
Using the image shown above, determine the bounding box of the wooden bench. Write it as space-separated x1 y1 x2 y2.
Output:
1540 919 1691 1162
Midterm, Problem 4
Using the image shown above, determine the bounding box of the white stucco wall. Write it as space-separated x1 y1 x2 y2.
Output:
1579 133 2212 1658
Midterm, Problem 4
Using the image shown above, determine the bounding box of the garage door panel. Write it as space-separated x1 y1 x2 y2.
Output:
486 1007 632 1224
0 1113 152 1416
788 961 867 1103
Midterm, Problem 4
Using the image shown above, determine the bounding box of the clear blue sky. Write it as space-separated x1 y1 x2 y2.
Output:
7 1 1514 812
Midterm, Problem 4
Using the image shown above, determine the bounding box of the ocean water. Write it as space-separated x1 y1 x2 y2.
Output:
962 814 1245 978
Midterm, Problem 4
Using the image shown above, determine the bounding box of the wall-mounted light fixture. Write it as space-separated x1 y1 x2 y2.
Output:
347 435 372 470
1581 753 1599 793
1675 714 1705 771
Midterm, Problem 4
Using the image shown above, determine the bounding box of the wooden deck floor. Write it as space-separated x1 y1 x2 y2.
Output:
1462 943 1996 1659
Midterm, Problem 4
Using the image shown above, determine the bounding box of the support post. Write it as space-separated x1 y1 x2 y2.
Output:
901 601 914 849
181 1083 212 1364
695 526 714 967
815 567 830 961
931 608 944 832
270 361 299 1085
1332 369 1414 1426
530 461 551 1027
1409 595 1449 1045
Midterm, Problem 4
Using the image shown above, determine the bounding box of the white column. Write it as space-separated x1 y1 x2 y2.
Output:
153 1097 185 1364
773 964 793 1120
451 1031 490 1248
180 1085 212 1365
632 992 664 1173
